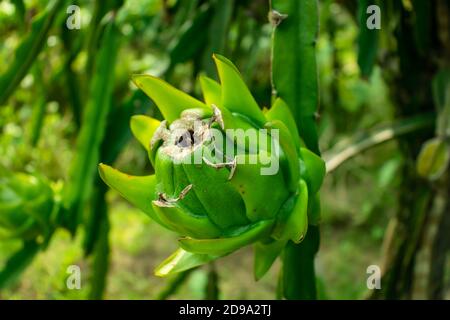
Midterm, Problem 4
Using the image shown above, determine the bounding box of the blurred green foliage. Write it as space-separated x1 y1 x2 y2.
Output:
0 0 448 299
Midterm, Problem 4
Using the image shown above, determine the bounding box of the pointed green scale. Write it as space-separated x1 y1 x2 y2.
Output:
273 179 309 243
199 75 256 132
154 150 175 196
181 147 249 230
155 248 221 277
230 154 289 222
265 98 301 150
285 179 309 243
213 54 266 126
98 164 172 230
254 239 286 281
130 115 161 152
203 92 240 132
199 74 222 107
299 147 326 195
265 120 300 192
152 203 222 239
132 74 211 123
179 220 273 255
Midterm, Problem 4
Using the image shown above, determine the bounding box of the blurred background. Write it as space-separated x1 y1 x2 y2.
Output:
0 0 448 299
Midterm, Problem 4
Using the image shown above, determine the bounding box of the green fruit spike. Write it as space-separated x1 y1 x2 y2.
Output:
231 154 289 222
198 74 238 131
151 203 222 239
265 98 302 150
179 220 274 256
155 248 220 277
199 73 255 133
254 239 286 281
299 147 326 195
98 163 171 230
264 120 300 192
273 179 309 243
131 74 211 123
199 74 222 107
130 115 161 152
213 54 266 127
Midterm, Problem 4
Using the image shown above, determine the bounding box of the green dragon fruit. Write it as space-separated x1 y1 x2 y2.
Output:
99 55 325 279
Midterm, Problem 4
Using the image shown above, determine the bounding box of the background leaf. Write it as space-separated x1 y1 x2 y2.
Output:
0 0 64 106
62 17 120 233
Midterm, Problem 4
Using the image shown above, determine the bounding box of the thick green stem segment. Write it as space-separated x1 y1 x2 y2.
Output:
282 226 320 300
271 0 321 300
88 186 110 300
271 0 320 154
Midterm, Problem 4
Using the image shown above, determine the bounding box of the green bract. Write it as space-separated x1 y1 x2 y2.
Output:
0 171 55 240
99 55 325 279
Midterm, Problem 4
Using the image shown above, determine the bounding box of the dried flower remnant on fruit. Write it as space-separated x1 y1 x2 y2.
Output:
153 184 193 207
151 120 169 149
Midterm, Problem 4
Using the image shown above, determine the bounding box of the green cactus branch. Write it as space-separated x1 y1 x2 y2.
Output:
270 0 320 155
270 0 322 300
